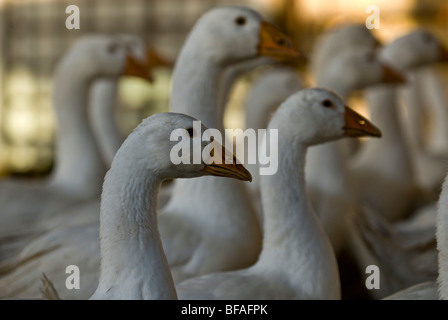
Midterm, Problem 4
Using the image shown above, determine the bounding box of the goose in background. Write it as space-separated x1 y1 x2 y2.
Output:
90 43 173 167
309 23 380 86
0 34 152 262
35 112 251 300
173 88 381 300
401 63 448 196
349 29 448 223
392 29 448 198
304 45 404 256
384 167 448 300
160 5 300 284
346 30 448 299
417 66 448 158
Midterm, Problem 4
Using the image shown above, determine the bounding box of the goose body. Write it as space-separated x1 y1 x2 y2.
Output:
159 6 299 283
0 35 152 262
346 29 448 299
175 88 381 300
350 29 448 222
0 35 155 298
384 166 448 300
305 44 403 255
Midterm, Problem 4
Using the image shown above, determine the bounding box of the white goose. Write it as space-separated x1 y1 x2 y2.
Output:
384 168 448 300
400 38 448 195
160 5 300 283
305 45 404 255
34 112 251 300
310 23 380 85
173 88 381 300
349 29 448 223
417 67 448 158
0 35 151 262
90 42 173 167
344 30 448 299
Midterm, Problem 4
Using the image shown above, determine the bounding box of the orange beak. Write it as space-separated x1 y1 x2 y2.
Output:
201 144 252 182
123 54 153 82
258 21 302 61
344 105 382 138
381 64 407 84
146 47 174 68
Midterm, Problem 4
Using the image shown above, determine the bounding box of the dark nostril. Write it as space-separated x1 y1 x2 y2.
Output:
276 37 285 46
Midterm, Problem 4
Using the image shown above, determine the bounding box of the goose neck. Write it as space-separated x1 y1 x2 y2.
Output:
94 157 177 299
49 63 107 197
170 50 224 132
257 133 340 297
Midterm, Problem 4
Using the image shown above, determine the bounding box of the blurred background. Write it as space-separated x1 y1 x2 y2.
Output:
0 0 446 177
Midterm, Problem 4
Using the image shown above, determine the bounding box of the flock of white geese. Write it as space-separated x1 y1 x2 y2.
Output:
0 5 448 300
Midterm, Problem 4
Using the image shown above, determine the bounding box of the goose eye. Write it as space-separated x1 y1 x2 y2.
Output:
186 127 194 137
235 16 247 26
322 99 334 108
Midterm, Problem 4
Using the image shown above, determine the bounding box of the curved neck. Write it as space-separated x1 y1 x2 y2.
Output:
257 132 340 297
170 48 224 132
93 157 177 300
419 67 448 153
89 79 123 167
366 86 408 147
359 86 415 180
49 63 107 198
400 71 426 150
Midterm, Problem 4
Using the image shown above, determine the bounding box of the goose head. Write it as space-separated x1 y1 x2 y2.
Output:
325 23 381 49
60 35 152 81
114 112 252 182
183 6 299 65
380 29 448 71
270 88 382 146
320 46 405 92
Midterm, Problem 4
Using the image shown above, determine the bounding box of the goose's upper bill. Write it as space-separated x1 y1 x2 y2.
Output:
344 105 382 138
201 144 252 182
257 21 301 60
381 64 407 84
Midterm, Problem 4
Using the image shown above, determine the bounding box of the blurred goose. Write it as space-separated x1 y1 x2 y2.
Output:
160 5 300 283
349 29 448 223
174 88 381 299
400 38 448 195
0 35 151 261
310 23 380 85
418 67 448 158
345 30 448 299
34 112 251 300
384 168 448 300
305 45 403 255
90 42 173 167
